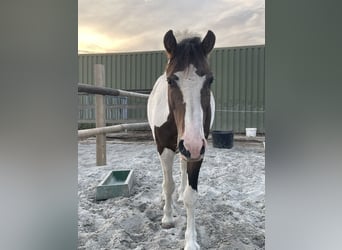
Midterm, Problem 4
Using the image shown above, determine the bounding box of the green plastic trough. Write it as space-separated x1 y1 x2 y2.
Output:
95 170 135 201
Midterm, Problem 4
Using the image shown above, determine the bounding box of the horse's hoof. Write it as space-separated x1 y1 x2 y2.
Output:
161 219 175 229
161 222 175 229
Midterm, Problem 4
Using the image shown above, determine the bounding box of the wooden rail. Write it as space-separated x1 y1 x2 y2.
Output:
78 122 150 139
78 83 149 98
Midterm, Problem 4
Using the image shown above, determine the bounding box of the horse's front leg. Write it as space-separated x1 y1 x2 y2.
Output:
177 157 187 202
159 148 176 228
183 160 202 250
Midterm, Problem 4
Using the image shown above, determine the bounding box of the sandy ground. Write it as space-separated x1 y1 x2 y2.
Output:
78 135 265 250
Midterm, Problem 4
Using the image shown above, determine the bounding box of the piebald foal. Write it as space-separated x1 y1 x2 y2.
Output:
147 30 215 250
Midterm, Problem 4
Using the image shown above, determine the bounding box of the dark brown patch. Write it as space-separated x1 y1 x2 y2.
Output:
154 113 178 155
201 74 214 139
187 160 203 190
167 78 185 136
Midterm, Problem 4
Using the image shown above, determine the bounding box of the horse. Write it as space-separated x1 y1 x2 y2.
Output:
147 30 216 250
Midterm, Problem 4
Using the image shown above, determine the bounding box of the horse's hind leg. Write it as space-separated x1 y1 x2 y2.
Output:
159 148 176 228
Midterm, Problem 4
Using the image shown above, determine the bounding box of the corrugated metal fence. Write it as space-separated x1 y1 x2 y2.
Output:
78 45 265 133
209 46 265 133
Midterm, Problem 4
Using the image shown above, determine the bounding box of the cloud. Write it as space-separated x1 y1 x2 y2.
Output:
78 0 264 53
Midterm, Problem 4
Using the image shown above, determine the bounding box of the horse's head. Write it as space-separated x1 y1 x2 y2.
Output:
163 30 216 162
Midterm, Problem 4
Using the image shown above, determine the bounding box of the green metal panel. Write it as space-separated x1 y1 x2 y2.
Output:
209 45 265 133
78 50 167 90
78 46 265 133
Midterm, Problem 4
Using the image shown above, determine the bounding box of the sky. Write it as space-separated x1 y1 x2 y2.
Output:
78 0 264 54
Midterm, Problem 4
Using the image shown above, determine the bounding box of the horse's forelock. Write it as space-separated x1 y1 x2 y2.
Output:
166 35 210 77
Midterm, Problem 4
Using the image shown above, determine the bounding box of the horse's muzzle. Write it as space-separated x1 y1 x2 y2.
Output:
178 139 205 161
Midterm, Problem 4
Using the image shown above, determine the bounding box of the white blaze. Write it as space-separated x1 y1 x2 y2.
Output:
175 65 206 159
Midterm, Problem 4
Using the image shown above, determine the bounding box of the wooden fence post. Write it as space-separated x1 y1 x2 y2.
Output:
94 64 106 166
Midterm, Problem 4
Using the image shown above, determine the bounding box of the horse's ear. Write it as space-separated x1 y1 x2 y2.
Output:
201 30 216 55
164 30 177 57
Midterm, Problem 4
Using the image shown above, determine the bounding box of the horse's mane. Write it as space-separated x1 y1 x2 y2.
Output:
174 30 200 42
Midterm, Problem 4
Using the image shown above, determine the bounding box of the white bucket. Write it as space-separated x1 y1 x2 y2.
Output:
245 128 257 137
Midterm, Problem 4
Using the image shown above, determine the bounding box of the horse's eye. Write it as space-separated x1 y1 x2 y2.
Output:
207 75 214 85
167 77 176 86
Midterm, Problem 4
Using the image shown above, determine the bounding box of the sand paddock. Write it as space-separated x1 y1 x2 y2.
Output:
78 135 265 249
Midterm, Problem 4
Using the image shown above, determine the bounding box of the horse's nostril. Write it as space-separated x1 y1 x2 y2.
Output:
200 145 205 155
179 140 191 158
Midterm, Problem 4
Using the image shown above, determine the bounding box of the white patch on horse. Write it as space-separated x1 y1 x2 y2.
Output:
210 91 215 128
147 73 169 138
175 64 206 159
